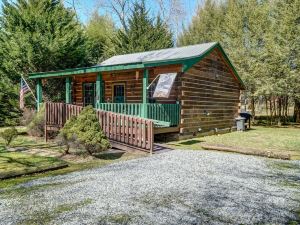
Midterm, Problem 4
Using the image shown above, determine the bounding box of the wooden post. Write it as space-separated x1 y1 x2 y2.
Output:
96 73 103 109
44 102 48 142
36 79 42 111
142 69 148 118
65 77 71 104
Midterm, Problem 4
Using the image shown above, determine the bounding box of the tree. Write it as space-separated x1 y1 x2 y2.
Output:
112 0 173 55
0 0 89 101
178 0 225 46
0 77 20 126
85 11 116 63
96 0 131 31
178 0 296 123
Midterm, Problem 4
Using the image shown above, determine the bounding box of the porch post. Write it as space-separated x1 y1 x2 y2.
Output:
142 69 149 118
36 79 42 111
96 72 103 109
65 77 71 104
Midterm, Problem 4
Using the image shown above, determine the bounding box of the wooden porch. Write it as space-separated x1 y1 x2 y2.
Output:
45 101 180 153
45 102 155 153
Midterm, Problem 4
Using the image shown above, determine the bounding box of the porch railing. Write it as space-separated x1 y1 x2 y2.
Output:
97 103 180 127
45 102 154 153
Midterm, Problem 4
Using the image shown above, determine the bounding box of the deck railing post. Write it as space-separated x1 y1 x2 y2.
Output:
65 77 71 104
96 72 103 109
36 79 42 111
142 69 149 118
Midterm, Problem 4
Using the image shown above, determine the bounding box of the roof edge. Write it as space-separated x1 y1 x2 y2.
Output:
29 63 145 79
182 42 245 90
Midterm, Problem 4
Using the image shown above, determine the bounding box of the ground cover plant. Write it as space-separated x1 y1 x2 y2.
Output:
166 126 300 160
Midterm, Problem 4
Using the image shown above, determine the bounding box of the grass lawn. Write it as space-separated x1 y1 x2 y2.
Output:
166 126 300 160
0 152 67 179
0 126 146 188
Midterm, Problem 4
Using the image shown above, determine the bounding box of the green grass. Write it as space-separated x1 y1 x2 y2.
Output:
0 152 67 179
167 126 300 160
0 126 146 188
0 152 144 189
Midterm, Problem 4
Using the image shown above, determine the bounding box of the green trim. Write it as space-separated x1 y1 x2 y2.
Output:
96 73 102 108
65 77 71 104
142 69 149 118
215 44 245 89
29 64 145 79
36 79 42 111
28 42 245 89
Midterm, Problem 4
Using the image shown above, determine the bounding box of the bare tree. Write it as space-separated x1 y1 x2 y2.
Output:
155 0 186 35
96 0 132 31
64 0 79 20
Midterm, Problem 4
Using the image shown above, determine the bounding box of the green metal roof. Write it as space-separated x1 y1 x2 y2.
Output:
28 42 245 89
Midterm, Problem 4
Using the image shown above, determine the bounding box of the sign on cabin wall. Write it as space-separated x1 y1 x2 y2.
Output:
153 73 177 98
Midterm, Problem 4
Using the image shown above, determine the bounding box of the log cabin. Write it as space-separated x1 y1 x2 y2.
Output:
29 42 245 147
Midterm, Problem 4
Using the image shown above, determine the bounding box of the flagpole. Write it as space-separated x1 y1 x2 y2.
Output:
21 75 37 102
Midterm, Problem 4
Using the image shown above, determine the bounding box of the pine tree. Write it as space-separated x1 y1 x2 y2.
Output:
0 0 89 102
0 77 20 126
112 0 173 55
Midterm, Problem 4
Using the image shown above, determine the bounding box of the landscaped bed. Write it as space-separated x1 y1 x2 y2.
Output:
166 126 300 160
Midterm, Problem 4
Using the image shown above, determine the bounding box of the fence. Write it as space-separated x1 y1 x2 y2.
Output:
45 102 154 153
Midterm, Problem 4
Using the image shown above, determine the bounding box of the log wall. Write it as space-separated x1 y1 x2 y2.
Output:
179 48 241 135
71 65 182 105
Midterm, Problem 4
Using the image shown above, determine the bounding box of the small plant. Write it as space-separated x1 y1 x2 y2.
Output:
57 116 77 154
58 106 110 155
20 108 36 126
27 104 45 137
0 127 18 147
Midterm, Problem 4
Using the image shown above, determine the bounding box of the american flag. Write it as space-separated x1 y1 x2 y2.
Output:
20 77 30 109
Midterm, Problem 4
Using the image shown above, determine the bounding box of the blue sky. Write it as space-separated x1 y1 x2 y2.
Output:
0 0 201 29
68 0 201 27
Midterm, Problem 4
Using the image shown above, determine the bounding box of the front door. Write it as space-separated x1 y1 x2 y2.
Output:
113 84 125 103
83 82 95 106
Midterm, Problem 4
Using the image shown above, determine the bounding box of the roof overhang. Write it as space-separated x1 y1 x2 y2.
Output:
29 43 245 89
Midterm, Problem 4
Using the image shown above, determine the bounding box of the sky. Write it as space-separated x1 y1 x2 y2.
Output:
0 0 202 30
66 0 201 27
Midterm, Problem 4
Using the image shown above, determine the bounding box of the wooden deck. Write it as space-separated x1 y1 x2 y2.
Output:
45 102 154 153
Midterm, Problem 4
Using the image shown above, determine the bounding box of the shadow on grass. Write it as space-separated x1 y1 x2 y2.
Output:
94 152 125 160
178 140 203 145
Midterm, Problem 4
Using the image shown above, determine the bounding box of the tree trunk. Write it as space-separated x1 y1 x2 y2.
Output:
294 99 300 123
269 97 273 125
251 97 255 121
278 96 282 126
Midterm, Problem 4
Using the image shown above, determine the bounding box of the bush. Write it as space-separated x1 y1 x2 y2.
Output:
57 116 77 154
27 104 45 137
20 108 36 126
0 127 18 147
58 106 110 155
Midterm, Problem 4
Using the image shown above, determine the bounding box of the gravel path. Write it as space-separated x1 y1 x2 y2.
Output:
0 150 300 225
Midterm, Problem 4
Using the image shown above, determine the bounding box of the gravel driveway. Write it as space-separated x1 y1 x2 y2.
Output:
0 150 300 225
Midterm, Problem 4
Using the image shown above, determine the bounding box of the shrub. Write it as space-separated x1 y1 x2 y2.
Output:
20 108 36 126
27 104 45 137
58 106 110 155
0 127 18 147
57 116 77 154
